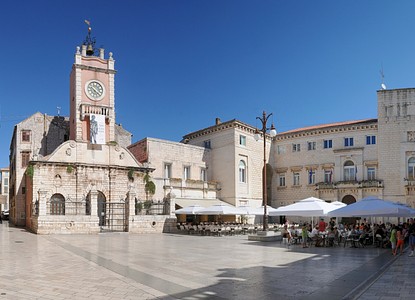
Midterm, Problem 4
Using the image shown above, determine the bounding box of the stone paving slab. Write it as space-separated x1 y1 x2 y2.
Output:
0 222 410 299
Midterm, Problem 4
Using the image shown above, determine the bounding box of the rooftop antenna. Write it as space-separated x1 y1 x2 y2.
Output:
380 64 387 90
57 106 61 117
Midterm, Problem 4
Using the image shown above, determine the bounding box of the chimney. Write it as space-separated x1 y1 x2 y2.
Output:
215 118 221 125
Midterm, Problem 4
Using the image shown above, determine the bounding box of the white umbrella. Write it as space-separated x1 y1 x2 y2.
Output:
269 197 339 217
328 196 415 217
240 205 279 216
331 201 347 208
174 205 205 215
197 203 247 215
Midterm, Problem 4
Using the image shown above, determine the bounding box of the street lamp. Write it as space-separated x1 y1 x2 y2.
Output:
254 111 277 231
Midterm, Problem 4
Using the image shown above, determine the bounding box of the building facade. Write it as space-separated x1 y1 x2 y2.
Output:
9 29 175 234
0 167 9 213
178 88 415 212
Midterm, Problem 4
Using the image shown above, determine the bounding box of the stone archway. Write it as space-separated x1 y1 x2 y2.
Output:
341 195 357 225
342 195 356 205
96 191 106 226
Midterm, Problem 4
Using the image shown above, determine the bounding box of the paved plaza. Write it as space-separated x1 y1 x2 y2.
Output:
0 222 413 300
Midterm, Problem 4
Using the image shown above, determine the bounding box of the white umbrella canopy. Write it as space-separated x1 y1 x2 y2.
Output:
239 205 279 216
174 205 205 215
328 196 415 217
331 201 347 208
197 203 247 215
269 197 339 217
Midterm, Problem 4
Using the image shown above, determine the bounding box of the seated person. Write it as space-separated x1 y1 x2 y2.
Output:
281 225 292 243
289 225 299 242
309 225 323 246
327 226 339 246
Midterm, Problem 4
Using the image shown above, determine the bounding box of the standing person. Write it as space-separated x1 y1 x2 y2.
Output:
302 223 308 248
390 225 397 256
395 226 405 256
408 218 415 257
318 218 326 232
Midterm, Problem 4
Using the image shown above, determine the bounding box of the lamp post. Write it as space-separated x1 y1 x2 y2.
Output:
254 111 277 231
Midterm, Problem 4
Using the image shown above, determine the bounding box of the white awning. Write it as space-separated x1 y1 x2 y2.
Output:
175 198 233 208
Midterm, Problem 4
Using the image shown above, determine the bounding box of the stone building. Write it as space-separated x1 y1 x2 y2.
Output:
0 167 9 213
177 88 415 214
9 29 175 234
128 137 226 222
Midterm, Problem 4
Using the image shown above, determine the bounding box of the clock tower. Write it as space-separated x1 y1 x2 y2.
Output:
69 25 116 144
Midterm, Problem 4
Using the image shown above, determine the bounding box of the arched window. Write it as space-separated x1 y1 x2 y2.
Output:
239 160 246 183
85 193 91 215
50 194 65 215
408 157 415 180
343 160 356 181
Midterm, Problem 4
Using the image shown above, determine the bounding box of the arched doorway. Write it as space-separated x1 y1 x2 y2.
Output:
341 195 357 225
97 192 106 226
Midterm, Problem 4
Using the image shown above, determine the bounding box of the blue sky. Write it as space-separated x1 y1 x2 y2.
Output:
1 1 415 167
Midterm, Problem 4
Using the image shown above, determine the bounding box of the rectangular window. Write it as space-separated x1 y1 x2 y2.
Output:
164 163 172 179
183 166 190 180
21 130 31 142
3 187 7 194
324 170 333 183
366 135 376 145
21 152 30 168
293 172 300 186
22 187 26 194
277 145 286 154
4 178 8 185
344 166 356 181
200 168 207 181
279 174 286 187
367 167 376 180
308 170 315 185
344 137 354 147
203 140 211 149
307 141 316 151
323 139 333 149
239 135 246 146
292 143 301 152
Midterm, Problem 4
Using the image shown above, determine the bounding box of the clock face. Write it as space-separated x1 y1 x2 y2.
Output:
85 80 105 100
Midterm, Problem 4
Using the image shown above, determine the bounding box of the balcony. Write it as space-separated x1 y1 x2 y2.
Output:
163 178 218 191
315 180 384 190
80 103 112 120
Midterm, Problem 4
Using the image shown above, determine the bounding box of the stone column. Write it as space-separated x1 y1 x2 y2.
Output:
169 191 176 216
128 191 136 217
90 188 98 218
38 189 48 216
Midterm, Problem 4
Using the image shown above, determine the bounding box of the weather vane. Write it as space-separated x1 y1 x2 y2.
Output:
85 19 91 32
83 19 96 56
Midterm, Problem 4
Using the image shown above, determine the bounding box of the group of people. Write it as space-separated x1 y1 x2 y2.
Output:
387 218 415 256
281 218 340 248
280 217 415 255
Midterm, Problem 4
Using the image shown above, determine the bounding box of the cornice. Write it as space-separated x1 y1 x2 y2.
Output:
275 121 377 141
73 64 117 74
183 119 266 140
